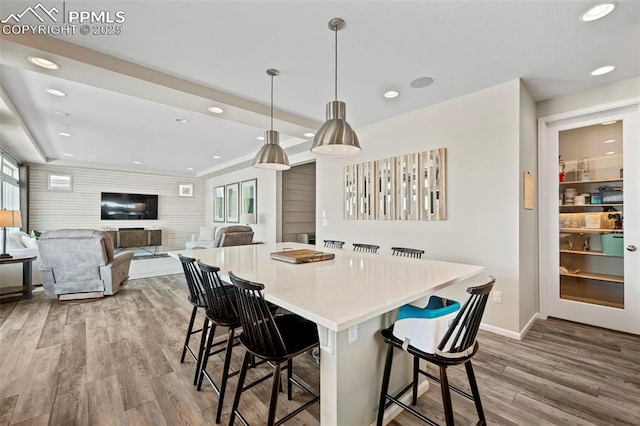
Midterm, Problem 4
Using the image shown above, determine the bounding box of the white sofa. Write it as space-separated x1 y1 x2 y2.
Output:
0 230 42 290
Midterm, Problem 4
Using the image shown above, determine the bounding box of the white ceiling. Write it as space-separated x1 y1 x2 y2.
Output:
1 0 639 177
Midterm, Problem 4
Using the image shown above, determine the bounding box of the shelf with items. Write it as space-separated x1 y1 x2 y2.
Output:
559 228 623 234
560 271 624 283
560 203 623 210
559 178 622 186
559 249 623 258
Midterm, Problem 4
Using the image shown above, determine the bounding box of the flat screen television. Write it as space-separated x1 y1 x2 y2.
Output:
101 192 158 220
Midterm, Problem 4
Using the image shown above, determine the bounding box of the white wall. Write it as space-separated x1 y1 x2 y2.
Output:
519 81 539 328
29 164 205 250
316 79 534 334
205 168 278 243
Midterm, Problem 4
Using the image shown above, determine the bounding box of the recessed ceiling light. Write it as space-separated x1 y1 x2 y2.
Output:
175 118 189 124
208 106 224 114
303 132 315 138
410 76 434 88
604 139 616 143
46 89 66 97
187 167 194 170
257 136 264 141
580 3 616 22
606 151 616 155
384 90 399 99
133 161 142 165
601 120 617 125
28 56 59 70
591 65 615 76
213 155 221 159
64 153 74 157
58 132 72 137
55 111 70 116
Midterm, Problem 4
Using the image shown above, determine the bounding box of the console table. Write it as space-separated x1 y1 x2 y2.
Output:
0 255 37 299
106 229 162 254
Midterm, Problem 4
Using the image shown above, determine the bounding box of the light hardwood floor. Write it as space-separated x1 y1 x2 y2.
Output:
0 275 638 426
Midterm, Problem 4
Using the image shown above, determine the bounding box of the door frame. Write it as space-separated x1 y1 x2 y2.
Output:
538 97 640 330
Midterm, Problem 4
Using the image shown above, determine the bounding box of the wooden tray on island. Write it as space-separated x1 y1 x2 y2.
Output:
270 249 335 264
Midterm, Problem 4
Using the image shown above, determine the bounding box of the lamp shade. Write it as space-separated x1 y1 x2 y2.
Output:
240 213 256 225
311 101 360 156
0 210 22 228
253 130 291 170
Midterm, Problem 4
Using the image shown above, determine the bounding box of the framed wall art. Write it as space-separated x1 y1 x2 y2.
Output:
225 182 239 223
214 185 225 222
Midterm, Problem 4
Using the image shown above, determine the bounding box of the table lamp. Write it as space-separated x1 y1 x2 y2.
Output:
240 213 257 226
0 209 22 259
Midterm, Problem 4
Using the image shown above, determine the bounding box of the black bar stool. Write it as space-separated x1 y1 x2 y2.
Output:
228 271 320 426
376 277 495 426
392 247 425 258
196 261 242 424
353 243 380 253
178 254 210 385
324 239 345 249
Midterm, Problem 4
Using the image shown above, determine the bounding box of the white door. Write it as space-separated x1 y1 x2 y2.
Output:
539 101 640 334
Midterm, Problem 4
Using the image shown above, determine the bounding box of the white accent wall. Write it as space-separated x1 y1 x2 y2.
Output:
28 164 205 250
205 168 278 244
316 79 537 334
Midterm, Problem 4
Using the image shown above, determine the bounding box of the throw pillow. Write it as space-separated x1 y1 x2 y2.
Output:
197 226 214 241
6 231 27 250
22 234 39 249
31 230 42 239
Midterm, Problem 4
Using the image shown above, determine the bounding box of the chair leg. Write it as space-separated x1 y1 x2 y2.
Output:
197 319 216 390
376 343 395 426
412 356 419 405
215 328 236 424
267 361 282 426
181 306 198 363
194 317 212 385
287 359 293 400
229 351 251 426
465 360 486 425
439 366 455 426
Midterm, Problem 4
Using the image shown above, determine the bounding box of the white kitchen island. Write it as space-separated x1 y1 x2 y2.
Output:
169 242 483 426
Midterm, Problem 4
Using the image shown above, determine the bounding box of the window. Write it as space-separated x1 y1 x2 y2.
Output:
48 173 73 191
0 153 20 210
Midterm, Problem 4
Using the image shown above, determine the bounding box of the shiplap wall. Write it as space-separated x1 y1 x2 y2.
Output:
282 162 316 242
28 165 206 251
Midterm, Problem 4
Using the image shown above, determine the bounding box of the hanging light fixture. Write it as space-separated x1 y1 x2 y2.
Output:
253 68 291 170
311 18 361 156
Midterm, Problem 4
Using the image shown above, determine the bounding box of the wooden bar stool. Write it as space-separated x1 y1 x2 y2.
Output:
376 277 495 426
353 243 380 253
324 239 345 249
391 247 425 258
228 272 320 426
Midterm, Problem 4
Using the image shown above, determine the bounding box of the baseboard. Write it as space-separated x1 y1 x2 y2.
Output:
479 312 540 340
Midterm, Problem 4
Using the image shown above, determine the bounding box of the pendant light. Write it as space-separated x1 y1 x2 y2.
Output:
311 18 361 156
253 68 291 170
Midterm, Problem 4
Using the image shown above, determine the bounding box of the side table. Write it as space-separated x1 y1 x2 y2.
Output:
0 255 37 299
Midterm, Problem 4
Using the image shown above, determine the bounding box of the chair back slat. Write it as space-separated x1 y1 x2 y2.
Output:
229 272 287 358
391 247 424 258
324 240 345 249
353 243 380 253
197 261 237 324
436 277 494 358
179 254 206 305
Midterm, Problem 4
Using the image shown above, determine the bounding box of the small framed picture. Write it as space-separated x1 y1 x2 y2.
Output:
226 182 240 223
178 183 193 197
214 186 225 222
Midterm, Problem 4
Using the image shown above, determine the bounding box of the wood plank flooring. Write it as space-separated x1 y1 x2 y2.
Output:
1 275 638 426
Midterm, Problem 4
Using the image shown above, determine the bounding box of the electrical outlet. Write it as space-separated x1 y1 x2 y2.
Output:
492 290 502 303
348 325 358 343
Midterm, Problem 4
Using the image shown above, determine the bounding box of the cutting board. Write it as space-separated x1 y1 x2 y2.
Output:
270 249 335 264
